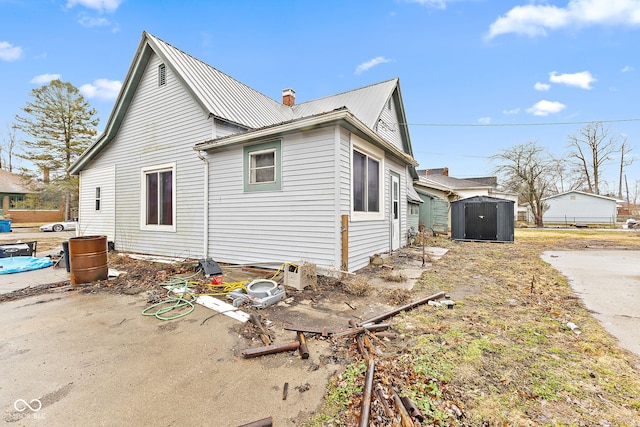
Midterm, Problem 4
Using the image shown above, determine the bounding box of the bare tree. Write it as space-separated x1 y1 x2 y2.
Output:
0 123 20 172
548 155 584 194
567 122 619 195
492 141 553 227
617 136 635 199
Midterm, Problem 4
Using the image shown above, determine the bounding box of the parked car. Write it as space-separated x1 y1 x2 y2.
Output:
40 221 77 232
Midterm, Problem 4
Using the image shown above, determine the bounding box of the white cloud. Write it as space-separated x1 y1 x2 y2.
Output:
549 71 596 89
403 0 448 9
621 65 634 72
80 78 122 100
526 100 566 116
534 82 551 91
503 107 520 115
78 13 111 27
487 0 640 39
0 41 23 61
354 56 392 75
477 117 492 124
66 0 122 13
30 74 62 84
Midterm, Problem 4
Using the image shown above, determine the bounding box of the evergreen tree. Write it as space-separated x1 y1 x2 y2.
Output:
15 79 99 219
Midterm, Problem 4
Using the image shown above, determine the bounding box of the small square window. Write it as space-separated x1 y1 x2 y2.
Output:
243 141 281 192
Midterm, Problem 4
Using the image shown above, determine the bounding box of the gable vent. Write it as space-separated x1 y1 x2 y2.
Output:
158 63 166 86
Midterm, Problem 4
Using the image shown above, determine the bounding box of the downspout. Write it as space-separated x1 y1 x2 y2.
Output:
197 150 209 258
197 113 216 259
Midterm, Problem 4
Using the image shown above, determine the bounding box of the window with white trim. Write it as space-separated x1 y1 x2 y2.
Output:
351 135 384 220
141 163 176 231
243 140 281 192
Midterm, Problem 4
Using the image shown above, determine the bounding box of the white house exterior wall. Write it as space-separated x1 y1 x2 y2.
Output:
80 53 209 257
543 192 617 224
78 165 115 240
347 146 409 272
205 126 339 268
377 96 404 152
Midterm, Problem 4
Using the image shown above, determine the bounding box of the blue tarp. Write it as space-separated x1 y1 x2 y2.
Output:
0 256 53 275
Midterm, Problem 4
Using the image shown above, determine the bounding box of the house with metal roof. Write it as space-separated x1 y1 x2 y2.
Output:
413 168 518 234
69 32 419 273
538 190 618 226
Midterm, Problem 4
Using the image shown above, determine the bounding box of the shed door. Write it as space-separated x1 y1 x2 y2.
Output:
464 202 497 240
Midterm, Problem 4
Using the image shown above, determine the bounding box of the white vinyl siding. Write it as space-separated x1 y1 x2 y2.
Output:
78 165 115 240
542 192 617 224
376 94 404 151
82 53 214 257
206 127 338 268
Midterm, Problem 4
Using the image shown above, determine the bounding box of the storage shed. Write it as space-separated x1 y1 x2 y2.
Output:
451 196 514 242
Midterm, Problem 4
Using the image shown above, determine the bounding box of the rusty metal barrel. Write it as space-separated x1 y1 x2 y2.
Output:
69 236 108 285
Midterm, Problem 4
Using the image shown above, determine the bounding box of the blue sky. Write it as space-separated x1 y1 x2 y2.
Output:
1 0 639 195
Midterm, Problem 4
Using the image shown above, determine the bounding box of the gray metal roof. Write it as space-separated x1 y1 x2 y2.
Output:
147 33 294 129
292 79 398 129
70 32 412 175
148 33 399 132
419 174 494 190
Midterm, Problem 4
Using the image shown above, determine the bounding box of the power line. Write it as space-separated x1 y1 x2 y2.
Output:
403 118 640 127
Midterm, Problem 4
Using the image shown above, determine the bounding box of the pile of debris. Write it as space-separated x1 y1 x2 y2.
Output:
239 290 466 426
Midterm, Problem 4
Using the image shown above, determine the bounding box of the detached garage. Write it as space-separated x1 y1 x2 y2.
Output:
451 196 514 242
541 190 617 225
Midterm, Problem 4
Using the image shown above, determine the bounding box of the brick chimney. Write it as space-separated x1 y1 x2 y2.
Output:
282 88 295 107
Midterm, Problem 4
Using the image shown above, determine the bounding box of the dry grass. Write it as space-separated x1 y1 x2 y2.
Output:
309 229 640 426
341 275 373 297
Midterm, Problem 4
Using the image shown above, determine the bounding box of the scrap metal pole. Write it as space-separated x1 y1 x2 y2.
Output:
357 291 446 326
297 331 309 359
391 389 414 427
238 417 273 427
241 341 300 358
358 358 375 427
375 383 395 419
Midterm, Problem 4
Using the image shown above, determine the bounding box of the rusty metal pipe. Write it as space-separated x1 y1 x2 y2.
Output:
401 396 424 422
358 358 375 427
241 341 300 358
375 383 395 419
331 323 391 339
297 331 309 359
357 291 445 326
391 389 414 427
238 417 272 427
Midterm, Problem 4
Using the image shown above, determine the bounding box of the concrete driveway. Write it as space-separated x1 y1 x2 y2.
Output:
542 250 640 358
1 290 341 426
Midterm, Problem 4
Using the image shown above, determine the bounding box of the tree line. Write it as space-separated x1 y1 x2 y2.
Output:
493 122 637 227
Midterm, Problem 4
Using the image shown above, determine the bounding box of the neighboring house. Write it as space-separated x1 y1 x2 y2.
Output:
69 32 419 273
538 190 618 225
0 170 63 223
413 168 518 234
